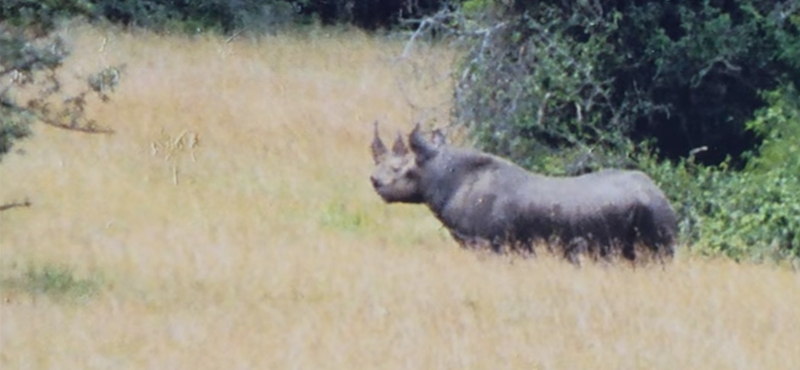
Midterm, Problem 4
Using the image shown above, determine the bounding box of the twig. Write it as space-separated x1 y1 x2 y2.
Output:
40 119 115 134
688 146 708 161
0 199 32 212
537 92 552 127
99 36 108 53
225 30 242 44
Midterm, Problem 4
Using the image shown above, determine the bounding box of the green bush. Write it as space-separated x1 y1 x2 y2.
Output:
745 85 800 178
697 170 799 261
640 140 799 261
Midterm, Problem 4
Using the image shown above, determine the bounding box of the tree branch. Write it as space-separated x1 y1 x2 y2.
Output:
40 118 115 134
0 199 31 212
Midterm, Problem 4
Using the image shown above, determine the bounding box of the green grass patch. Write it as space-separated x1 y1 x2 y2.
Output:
319 201 373 234
1 264 102 302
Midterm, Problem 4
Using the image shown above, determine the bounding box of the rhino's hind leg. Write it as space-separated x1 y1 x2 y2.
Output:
622 239 637 262
565 237 589 266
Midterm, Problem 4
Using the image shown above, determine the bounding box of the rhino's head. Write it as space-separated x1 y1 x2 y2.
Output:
370 122 445 203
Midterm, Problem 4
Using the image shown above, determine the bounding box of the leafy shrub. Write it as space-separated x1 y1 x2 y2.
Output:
640 150 799 262
745 85 800 178
697 170 799 261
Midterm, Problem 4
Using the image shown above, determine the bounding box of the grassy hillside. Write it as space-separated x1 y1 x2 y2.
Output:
1 24 799 369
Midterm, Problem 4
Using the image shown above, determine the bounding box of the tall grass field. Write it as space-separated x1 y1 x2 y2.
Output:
1 24 799 369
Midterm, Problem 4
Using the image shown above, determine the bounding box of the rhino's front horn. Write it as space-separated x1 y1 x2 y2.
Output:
371 120 388 164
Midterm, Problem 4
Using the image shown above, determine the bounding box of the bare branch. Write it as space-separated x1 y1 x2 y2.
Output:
0 199 32 212
692 56 742 88
537 92 552 127
40 118 114 134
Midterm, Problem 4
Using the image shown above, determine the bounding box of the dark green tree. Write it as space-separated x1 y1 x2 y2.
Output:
454 0 800 169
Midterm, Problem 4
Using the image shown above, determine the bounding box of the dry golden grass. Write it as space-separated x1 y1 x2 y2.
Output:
1 24 799 369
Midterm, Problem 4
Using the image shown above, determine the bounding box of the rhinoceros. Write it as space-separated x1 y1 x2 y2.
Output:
370 122 677 262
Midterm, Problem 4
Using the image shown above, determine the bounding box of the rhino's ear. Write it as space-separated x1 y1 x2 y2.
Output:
392 131 409 156
371 120 388 164
409 122 438 162
431 128 446 147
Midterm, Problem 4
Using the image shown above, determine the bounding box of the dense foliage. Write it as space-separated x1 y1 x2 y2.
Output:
456 0 800 168
1 0 449 33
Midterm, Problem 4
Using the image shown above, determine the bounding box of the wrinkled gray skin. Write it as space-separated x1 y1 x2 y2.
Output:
370 122 677 262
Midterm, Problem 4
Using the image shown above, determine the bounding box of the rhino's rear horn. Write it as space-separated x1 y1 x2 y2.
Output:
409 122 438 162
431 128 446 147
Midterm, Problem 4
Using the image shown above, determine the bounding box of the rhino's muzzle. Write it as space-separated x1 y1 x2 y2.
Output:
370 175 382 189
